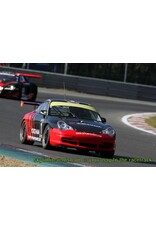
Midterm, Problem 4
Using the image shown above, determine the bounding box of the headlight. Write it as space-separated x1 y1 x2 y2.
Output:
102 127 116 137
0 86 3 91
4 85 16 90
57 121 73 130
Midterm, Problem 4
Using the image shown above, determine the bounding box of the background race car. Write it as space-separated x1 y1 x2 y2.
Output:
20 99 116 158
0 72 41 101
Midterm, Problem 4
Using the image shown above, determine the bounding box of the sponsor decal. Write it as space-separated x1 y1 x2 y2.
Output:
76 132 102 137
69 122 76 125
31 128 40 135
28 135 41 141
77 122 101 128
50 102 96 111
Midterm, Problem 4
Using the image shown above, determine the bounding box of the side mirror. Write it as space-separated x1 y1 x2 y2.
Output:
40 110 47 116
101 117 106 123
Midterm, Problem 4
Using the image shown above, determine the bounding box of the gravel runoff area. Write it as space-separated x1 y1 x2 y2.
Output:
0 155 36 167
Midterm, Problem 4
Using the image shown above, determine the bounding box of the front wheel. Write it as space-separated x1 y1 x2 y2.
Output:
20 120 34 145
42 125 51 149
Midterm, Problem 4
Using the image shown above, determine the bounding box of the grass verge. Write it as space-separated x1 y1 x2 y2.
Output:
145 116 156 128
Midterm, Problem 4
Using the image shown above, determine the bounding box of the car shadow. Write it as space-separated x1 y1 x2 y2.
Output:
33 143 156 166
57 148 156 165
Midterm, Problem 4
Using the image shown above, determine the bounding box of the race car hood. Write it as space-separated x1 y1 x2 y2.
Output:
65 119 112 133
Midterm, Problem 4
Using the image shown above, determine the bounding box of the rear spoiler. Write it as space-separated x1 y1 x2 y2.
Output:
16 72 42 79
21 101 42 108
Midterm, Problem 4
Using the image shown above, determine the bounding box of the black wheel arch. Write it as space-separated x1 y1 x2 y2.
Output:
41 122 53 135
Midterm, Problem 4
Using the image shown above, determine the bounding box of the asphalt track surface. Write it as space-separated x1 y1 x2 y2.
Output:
0 88 156 167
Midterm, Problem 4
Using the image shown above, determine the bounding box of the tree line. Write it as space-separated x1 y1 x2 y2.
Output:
8 63 156 86
67 63 156 86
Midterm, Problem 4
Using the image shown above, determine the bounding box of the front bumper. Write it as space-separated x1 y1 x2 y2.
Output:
50 129 116 151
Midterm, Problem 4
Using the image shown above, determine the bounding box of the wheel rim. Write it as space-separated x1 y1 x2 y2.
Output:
20 122 26 141
43 128 49 145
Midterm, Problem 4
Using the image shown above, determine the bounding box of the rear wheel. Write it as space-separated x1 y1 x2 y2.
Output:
42 125 51 149
30 84 37 101
20 120 34 145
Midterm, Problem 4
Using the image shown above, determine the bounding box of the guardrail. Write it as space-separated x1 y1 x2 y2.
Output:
0 66 156 102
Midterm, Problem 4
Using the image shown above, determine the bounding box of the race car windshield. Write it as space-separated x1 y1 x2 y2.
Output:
0 74 16 83
50 106 102 121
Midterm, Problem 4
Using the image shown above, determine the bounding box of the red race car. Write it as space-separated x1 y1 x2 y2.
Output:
0 71 41 101
20 99 116 158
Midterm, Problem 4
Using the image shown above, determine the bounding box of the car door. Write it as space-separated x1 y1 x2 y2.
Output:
31 101 50 141
18 75 29 96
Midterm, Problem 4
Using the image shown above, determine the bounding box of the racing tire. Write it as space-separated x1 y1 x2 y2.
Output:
100 151 115 159
42 125 51 149
20 120 34 145
18 88 22 100
18 83 23 100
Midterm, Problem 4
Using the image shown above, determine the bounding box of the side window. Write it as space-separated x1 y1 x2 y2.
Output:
19 76 26 83
36 102 49 113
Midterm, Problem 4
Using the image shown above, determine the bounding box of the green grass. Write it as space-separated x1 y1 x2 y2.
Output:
145 116 156 128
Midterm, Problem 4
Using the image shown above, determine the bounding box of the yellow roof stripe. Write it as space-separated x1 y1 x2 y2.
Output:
50 102 96 111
